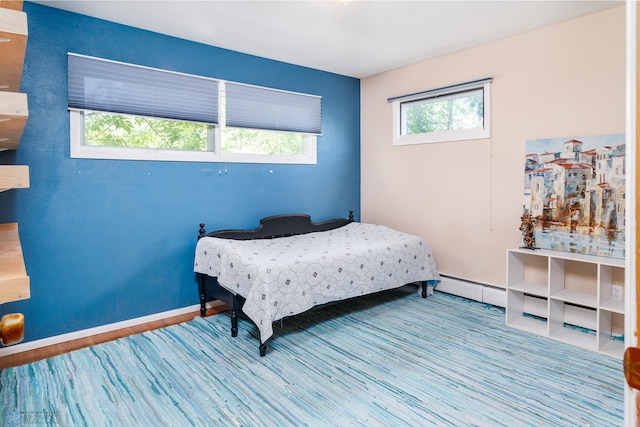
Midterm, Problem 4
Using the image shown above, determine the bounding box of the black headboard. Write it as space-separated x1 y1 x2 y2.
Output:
198 211 354 240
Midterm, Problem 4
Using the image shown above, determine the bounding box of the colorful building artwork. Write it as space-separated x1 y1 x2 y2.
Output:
524 134 625 259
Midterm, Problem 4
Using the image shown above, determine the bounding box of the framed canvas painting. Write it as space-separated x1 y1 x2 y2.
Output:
524 133 625 259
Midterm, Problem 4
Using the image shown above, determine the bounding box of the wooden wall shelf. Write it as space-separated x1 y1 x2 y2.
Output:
0 165 28 191
0 1 23 11
0 91 28 150
0 6 27 92
0 1 29 316
0 223 30 304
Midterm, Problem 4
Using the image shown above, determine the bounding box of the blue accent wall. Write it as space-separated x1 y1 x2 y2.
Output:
0 3 361 343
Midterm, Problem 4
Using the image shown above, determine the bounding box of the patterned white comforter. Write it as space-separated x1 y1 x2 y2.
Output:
194 222 440 343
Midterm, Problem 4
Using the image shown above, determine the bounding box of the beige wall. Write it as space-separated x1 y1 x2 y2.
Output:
361 6 626 287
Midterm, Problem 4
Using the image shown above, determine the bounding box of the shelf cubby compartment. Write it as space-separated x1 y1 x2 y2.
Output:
548 299 597 351
506 249 548 296
598 264 625 313
0 5 27 92
0 164 28 191
598 310 624 358
506 290 548 335
549 258 597 308
0 222 30 304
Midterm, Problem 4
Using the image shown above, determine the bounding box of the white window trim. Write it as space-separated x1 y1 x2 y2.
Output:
70 111 317 164
219 143 317 165
391 80 491 146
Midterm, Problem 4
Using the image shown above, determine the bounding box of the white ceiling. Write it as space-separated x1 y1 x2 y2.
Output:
32 0 623 78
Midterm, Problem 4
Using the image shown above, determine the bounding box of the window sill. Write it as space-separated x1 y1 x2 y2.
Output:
393 128 490 146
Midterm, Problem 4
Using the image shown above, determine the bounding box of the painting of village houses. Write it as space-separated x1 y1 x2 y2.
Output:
524 134 625 259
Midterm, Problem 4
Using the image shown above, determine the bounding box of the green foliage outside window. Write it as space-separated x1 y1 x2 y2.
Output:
84 112 208 151
84 112 304 156
404 89 483 135
222 128 304 155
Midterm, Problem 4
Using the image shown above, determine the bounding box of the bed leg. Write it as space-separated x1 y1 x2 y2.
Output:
420 281 428 299
259 342 267 357
231 309 238 337
198 275 206 317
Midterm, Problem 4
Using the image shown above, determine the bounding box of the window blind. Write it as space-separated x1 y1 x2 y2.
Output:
225 82 322 135
387 77 492 104
68 53 219 124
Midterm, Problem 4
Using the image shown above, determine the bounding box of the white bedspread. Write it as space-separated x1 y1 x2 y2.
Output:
194 222 440 343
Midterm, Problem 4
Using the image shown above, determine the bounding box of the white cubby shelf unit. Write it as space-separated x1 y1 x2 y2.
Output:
506 248 625 359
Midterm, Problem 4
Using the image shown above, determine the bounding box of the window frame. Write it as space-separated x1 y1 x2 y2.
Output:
70 110 317 164
390 79 491 146
69 110 219 162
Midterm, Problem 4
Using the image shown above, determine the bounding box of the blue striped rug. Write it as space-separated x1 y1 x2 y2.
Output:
0 288 623 426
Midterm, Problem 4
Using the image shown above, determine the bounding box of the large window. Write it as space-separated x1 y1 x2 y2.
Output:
69 54 320 164
389 78 491 145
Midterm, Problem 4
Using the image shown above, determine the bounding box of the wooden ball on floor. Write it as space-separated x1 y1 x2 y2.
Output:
0 313 24 346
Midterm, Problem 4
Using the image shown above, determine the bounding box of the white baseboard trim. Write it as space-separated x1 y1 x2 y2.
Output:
437 275 506 307
483 286 507 308
0 300 226 357
436 275 597 331
437 277 484 301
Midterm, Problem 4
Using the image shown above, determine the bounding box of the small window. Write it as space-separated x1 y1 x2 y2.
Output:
389 78 491 145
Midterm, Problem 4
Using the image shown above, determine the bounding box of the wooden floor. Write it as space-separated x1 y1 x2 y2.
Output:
0 306 226 370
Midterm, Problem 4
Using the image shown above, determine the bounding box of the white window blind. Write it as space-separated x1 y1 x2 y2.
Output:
387 77 492 104
68 53 219 125
225 82 322 135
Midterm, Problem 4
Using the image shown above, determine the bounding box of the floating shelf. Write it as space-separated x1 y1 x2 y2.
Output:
0 164 28 191
0 91 28 150
0 222 30 304
0 6 27 92
0 1 23 12
0 0 29 317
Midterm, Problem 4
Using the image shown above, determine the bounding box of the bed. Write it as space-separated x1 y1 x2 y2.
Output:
194 212 440 356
